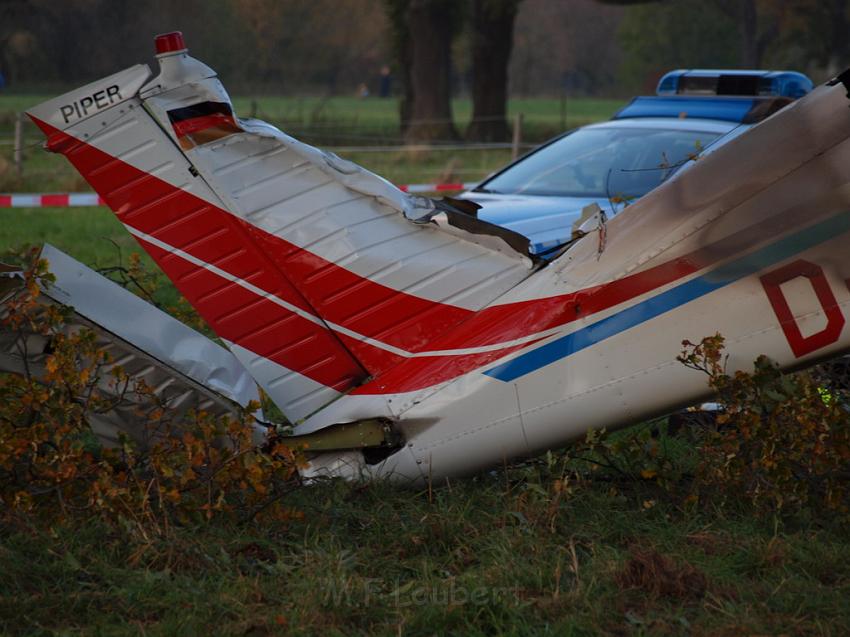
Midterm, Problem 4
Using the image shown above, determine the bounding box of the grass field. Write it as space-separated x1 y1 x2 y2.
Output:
0 93 622 196
2 94 850 636
3 457 849 635
0 93 624 135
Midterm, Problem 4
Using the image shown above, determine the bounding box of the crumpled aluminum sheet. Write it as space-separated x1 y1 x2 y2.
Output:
0 244 263 447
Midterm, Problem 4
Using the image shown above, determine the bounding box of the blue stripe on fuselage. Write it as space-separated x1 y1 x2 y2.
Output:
485 211 850 382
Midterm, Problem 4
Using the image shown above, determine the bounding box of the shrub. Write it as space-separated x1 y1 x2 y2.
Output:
679 334 850 516
0 248 301 528
562 334 850 519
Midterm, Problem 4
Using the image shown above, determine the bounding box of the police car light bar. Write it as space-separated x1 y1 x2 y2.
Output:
657 69 813 99
613 95 764 123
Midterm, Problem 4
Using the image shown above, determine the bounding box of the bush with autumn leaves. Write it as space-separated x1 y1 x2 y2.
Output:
0 249 301 526
570 335 850 517
679 334 850 516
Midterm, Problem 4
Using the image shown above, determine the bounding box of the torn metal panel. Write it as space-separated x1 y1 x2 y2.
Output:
0 263 20 300
0 244 262 448
422 197 536 261
40 245 258 406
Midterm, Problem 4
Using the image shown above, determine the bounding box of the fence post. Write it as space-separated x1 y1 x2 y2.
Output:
511 112 523 160
14 112 24 178
560 93 567 131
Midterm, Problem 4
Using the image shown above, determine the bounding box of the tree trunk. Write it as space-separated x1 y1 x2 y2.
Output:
827 0 850 75
383 0 415 133
466 0 521 142
0 0 33 85
405 0 459 143
740 0 759 68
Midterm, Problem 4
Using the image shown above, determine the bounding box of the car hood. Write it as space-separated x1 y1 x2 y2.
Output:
460 192 609 255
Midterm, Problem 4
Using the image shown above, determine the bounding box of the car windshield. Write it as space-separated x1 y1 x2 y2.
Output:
479 126 722 199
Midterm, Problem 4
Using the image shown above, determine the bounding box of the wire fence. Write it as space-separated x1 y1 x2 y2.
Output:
0 105 577 153
0 111 546 191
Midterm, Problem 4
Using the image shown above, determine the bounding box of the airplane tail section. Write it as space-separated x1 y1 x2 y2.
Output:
27 34 534 423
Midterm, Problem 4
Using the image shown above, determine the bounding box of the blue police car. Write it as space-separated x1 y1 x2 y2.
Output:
461 69 814 257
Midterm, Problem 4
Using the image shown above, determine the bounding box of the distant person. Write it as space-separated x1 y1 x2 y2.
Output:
0 71 6 91
379 65 391 98
357 82 369 98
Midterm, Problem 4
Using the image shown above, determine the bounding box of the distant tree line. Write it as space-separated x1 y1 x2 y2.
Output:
610 0 850 90
0 0 391 94
2 0 848 142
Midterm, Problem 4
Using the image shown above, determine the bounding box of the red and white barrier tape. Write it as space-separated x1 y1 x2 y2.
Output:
397 182 476 194
0 193 105 208
0 183 477 208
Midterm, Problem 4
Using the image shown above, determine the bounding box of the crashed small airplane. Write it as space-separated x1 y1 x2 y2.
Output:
16 32 850 483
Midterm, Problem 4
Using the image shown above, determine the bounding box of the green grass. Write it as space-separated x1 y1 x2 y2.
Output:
0 206 184 309
2 468 848 636
0 93 623 194
0 208 136 267
0 93 623 153
231 96 623 144
0 94 623 132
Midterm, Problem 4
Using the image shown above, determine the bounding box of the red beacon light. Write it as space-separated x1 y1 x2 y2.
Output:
154 31 187 55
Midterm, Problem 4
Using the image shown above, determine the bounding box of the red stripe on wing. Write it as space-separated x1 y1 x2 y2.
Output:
33 116 367 390
140 238 363 391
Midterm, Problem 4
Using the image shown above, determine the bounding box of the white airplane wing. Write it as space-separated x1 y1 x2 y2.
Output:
26 39 535 424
